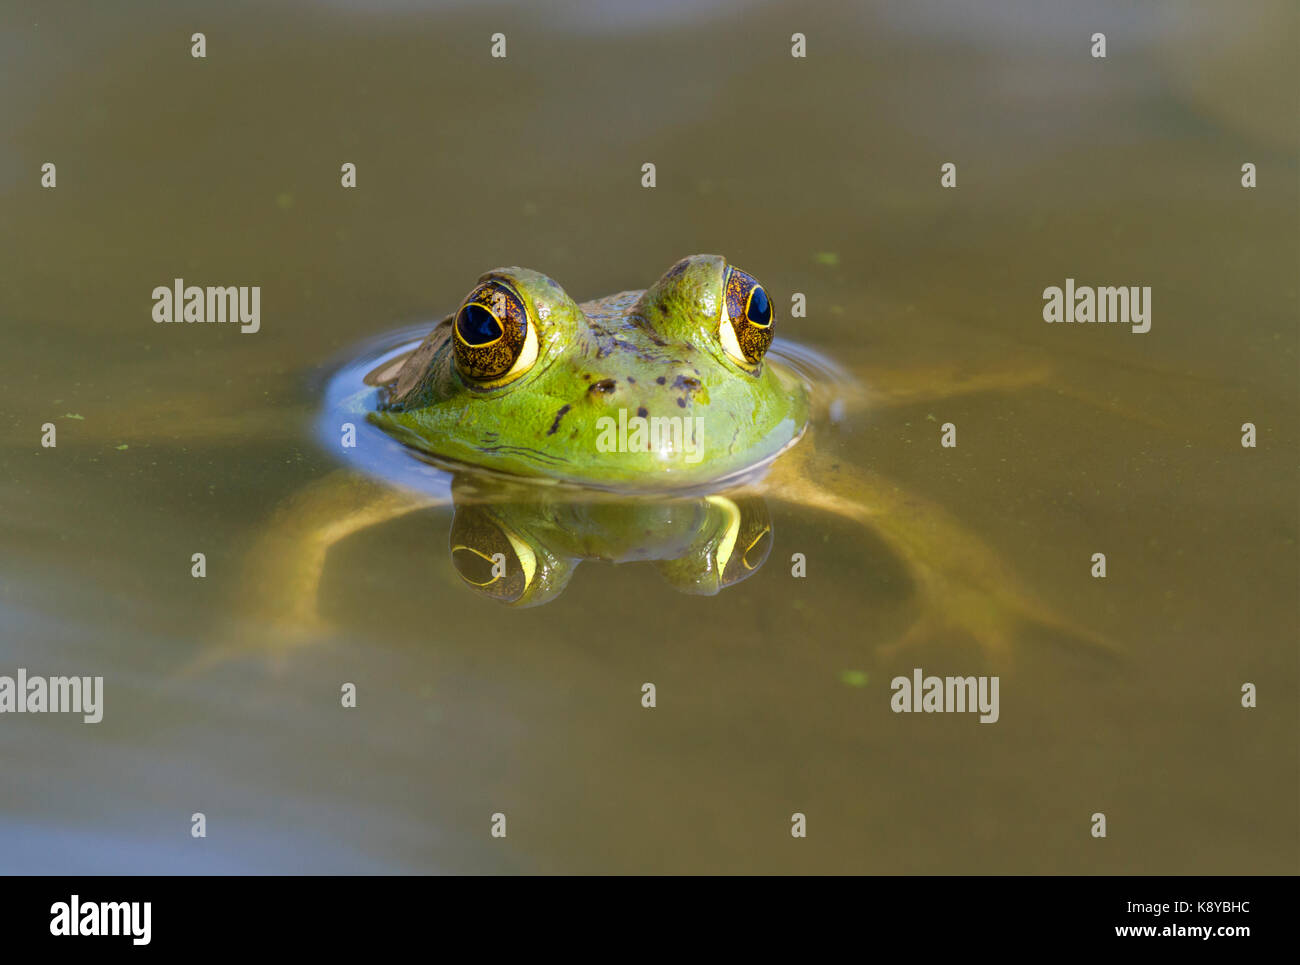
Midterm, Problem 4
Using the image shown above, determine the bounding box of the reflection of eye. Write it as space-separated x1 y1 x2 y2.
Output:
741 525 772 570
710 495 773 588
450 544 505 586
449 508 537 604
453 281 539 385
720 267 775 367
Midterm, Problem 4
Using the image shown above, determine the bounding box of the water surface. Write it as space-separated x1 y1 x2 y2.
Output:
0 0 1295 873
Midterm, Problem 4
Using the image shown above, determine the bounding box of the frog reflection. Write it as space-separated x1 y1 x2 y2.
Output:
444 474 773 606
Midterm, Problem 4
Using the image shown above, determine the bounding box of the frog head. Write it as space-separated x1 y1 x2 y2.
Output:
369 255 808 490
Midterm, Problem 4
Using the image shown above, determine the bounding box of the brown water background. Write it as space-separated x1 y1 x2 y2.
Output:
0 0 1295 872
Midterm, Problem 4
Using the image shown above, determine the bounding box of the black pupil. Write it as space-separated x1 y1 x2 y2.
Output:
457 303 504 345
746 287 771 326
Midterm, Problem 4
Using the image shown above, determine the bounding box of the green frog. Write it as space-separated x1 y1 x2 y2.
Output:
219 255 1112 664
363 254 806 489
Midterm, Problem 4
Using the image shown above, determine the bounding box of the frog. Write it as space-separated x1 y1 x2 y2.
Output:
213 254 1115 665
361 253 806 490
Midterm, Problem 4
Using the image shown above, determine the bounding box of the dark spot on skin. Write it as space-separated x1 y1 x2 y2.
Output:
626 376 636 384
648 333 668 347
590 379 617 394
656 376 666 385
611 337 656 360
637 406 648 418
547 404 572 436
673 374 702 393
676 398 686 408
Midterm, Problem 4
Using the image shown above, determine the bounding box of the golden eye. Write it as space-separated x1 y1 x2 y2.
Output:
720 267 775 367
453 282 538 385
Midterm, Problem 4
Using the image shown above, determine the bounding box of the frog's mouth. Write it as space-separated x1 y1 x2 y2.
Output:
393 419 810 499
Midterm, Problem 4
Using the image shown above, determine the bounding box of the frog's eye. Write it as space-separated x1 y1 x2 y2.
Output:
719 267 775 368
452 281 539 385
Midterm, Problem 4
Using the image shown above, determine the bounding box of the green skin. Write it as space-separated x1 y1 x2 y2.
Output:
367 255 809 489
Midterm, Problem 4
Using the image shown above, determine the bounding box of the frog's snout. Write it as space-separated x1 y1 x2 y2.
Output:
579 367 706 412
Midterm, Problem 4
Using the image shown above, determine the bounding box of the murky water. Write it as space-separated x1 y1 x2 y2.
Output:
1 0 1295 873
